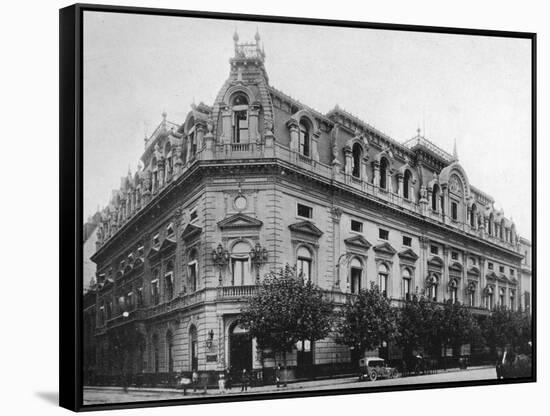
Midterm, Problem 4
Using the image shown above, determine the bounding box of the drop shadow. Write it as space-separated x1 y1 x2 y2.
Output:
35 391 59 406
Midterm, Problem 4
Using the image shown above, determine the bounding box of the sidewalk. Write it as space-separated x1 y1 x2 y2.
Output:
85 365 492 397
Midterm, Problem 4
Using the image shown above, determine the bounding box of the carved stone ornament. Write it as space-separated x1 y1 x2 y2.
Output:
449 175 463 195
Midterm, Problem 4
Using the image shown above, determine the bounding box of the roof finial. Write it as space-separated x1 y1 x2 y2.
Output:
233 28 239 43
453 137 458 161
255 27 261 43
417 127 421 136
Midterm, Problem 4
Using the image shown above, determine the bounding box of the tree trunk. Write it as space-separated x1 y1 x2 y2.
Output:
282 351 288 387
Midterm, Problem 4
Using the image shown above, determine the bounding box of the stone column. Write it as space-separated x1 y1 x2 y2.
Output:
196 123 206 152
442 245 450 301
441 186 449 221
331 207 343 291
221 107 232 144
248 105 260 143
372 161 380 186
186 136 193 164
203 130 215 160
142 171 151 204
361 156 369 182
479 257 486 307
312 131 320 161
386 169 393 193
343 147 352 176
419 236 429 295
287 120 299 153
157 159 165 189
174 144 183 176
396 173 404 197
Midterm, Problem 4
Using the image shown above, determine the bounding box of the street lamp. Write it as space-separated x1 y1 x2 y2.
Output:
212 243 230 286
249 242 268 283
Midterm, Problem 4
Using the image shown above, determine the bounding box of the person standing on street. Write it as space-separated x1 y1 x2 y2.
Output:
275 363 282 388
241 369 249 392
192 370 199 392
218 372 226 394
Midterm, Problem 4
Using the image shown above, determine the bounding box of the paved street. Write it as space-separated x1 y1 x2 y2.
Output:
84 366 496 405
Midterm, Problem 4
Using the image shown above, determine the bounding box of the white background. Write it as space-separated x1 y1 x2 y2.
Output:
0 0 546 415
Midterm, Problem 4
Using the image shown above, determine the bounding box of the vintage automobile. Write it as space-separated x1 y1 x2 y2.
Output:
358 357 399 381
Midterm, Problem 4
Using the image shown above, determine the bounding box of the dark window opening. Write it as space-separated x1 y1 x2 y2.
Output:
351 220 363 232
430 245 439 255
297 203 313 219
379 229 389 240
451 201 458 220
403 236 412 247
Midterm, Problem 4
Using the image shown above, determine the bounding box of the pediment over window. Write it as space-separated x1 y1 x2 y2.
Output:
486 271 498 281
181 223 202 241
373 242 397 256
467 265 480 275
497 273 509 283
510 277 518 285
344 235 372 250
398 248 419 262
218 213 263 230
427 255 444 268
147 246 160 260
449 261 463 273
288 221 323 238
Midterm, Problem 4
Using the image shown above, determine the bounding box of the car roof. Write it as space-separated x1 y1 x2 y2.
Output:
366 357 384 361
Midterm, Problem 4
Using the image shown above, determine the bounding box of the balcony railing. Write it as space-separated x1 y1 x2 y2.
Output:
219 285 258 298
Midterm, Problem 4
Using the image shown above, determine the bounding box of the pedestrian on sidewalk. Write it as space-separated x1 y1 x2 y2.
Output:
275 363 282 388
192 370 199 392
241 369 249 392
218 373 226 394
225 368 232 391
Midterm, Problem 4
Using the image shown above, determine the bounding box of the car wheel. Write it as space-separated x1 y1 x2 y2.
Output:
369 371 378 381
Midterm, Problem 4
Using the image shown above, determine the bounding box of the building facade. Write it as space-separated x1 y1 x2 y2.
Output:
88 33 531 386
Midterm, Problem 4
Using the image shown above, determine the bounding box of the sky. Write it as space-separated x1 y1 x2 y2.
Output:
83 11 532 239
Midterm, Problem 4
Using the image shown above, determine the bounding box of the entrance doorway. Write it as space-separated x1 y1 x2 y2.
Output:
229 322 252 377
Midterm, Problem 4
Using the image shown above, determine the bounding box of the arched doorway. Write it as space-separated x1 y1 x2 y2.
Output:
229 322 252 376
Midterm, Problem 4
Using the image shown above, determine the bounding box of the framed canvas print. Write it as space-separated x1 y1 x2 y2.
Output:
59 3 536 412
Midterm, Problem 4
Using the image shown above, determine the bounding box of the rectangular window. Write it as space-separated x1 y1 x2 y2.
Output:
488 262 493 270
297 258 312 282
152 233 160 248
499 265 505 273
350 267 362 294
234 110 249 143
451 201 458 220
470 257 476 265
151 280 159 305
451 252 458 260
166 223 174 239
402 278 411 299
379 229 389 240
351 220 363 233
430 245 439 255
231 258 251 286
403 236 412 247
510 268 515 276
188 262 197 292
378 274 387 296
190 209 198 222
469 292 475 307
297 203 313 219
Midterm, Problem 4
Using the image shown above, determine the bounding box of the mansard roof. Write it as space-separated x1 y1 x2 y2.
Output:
218 213 263 230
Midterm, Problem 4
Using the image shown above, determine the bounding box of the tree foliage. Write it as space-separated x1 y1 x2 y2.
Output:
434 300 478 353
395 295 439 356
480 306 532 353
335 283 396 355
238 264 334 365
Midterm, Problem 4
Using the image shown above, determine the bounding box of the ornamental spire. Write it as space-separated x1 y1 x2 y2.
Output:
452 138 459 161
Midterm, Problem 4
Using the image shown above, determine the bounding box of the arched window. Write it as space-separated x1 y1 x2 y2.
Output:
468 283 476 307
231 241 251 286
232 93 249 143
299 120 311 157
297 246 312 282
350 257 362 294
499 288 506 307
488 213 494 235
377 263 389 296
428 274 438 302
510 290 515 311
189 325 198 371
352 143 362 178
500 219 505 240
164 260 174 300
470 204 477 228
379 158 388 189
402 268 412 300
151 156 158 192
166 331 174 374
432 184 440 212
403 170 412 199
188 249 198 292
449 279 458 304
485 286 494 309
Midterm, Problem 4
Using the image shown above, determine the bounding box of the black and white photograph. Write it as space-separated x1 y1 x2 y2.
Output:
62 3 535 411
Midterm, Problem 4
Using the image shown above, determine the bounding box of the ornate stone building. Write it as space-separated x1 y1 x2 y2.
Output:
89 32 531 385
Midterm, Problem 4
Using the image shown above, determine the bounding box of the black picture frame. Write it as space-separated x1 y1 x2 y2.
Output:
60 3 537 412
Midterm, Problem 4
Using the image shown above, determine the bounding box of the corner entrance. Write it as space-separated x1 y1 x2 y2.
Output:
229 322 252 375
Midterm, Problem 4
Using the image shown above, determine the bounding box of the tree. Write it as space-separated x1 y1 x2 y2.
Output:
335 283 396 361
434 300 478 358
238 264 334 371
395 295 439 358
480 306 532 354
